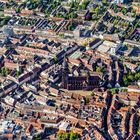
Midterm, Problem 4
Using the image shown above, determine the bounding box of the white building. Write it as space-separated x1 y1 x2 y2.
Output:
59 122 71 132
97 40 122 55
113 0 125 4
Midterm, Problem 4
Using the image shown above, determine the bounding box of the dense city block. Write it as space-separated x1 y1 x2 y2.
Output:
0 0 139 140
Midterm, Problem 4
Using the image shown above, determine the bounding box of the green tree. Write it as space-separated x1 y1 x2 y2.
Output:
68 25 71 30
110 88 118 95
16 69 22 77
15 8 21 13
64 133 70 140
91 92 95 96
103 0 107 5
96 66 103 72
70 132 80 140
123 75 129 86
58 132 80 140
1 67 5 76
79 1 89 10
34 134 42 140
69 12 77 19
113 19 117 25
81 3 86 10
5 68 9 76
127 74 134 81
135 72 140 81
53 55 58 63
95 7 100 16
122 8 127 15
0 16 11 27
85 97 90 104
1 67 9 77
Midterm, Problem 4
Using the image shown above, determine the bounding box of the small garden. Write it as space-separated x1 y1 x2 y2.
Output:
57 131 80 140
0 16 11 27
123 71 140 86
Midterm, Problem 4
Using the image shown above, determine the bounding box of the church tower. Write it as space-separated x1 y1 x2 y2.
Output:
61 57 69 89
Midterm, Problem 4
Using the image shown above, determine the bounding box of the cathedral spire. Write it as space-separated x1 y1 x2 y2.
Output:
62 56 68 70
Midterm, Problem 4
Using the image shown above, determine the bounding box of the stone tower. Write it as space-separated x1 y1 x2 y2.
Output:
61 57 69 89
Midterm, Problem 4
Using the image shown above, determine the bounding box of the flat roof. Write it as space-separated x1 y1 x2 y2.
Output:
70 51 82 59
97 44 110 53
103 40 117 48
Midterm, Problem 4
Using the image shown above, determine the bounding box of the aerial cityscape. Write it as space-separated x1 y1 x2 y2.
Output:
0 0 139 140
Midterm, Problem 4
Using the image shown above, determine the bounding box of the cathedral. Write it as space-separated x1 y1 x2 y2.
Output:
61 58 103 91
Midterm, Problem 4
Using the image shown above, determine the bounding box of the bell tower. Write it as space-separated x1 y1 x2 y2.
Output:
61 57 69 89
